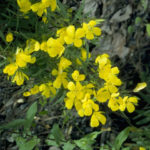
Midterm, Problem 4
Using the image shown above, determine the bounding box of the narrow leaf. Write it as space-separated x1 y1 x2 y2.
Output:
0 119 25 130
113 127 130 150
146 24 150 37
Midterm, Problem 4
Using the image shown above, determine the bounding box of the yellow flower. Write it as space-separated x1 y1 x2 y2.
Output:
17 0 31 13
52 69 68 89
31 0 56 17
133 82 147 92
67 82 84 99
90 111 106 127
95 54 110 68
82 20 101 40
64 25 85 47
76 48 91 65
123 96 138 113
31 2 46 17
79 94 99 117
3 63 18 76
42 16 48 24
42 0 57 11
6 32 13 42
108 93 120 111
39 82 56 98
99 65 122 90
52 57 72 89
96 87 110 103
30 85 39 95
104 82 118 93
57 27 67 44
47 38 65 57
64 97 74 110
58 57 72 71
139 147 146 150
16 48 36 67
25 39 40 54
23 91 31 97
12 71 29 86
65 82 84 109
72 70 85 82
48 0 57 11
83 83 94 95
40 41 49 52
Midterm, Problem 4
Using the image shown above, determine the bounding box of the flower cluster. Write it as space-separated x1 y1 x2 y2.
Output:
3 16 140 128
17 0 56 20
95 54 138 113
64 54 138 127
3 45 37 85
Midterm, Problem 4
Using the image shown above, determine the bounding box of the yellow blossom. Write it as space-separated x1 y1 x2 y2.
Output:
82 20 101 40
42 0 57 11
16 48 36 67
72 70 85 82
52 69 68 89
122 96 138 113
139 147 146 150
12 71 29 86
23 91 31 97
96 87 110 103
30 85 39 95
76 48 91 65
64 25 85 47
39 82 56 98
17 0 31 13
56 27 67 44
133 82 147 92
25 39 40 54
40 41 49 52
79 94 99 117
47 38 65 57
31 0 56 17
95 54 110 68
48 0 57 11
99 65 122 91
31 2 46 17
58 57 72 70
65 82 84 110
3 63 18 76
67 82 84 99
42 16 48 24
6 32 13 42
90 111 106 127
108 93 120 111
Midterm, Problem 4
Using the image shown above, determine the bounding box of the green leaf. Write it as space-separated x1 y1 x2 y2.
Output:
141 0 148 10
128 25 134 34
113 127 131 150
0 119 25 130
122 148 130 150
51 124 65 145
0 30 7 44
16 136 40 150
74 131 102 150
72 0 85 24
135 17 142 25
146 24 150 37
26 102 37 120
57 0 68 18
24 102 37 129
63 142 75 150
46 138 59 147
